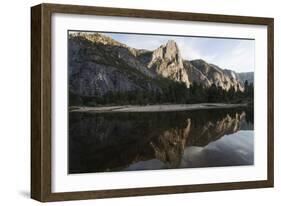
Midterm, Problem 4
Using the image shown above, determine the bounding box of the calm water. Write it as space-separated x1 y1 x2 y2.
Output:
68 108 254 174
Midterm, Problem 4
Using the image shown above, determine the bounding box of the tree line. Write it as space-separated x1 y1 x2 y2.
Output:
69 80 254 106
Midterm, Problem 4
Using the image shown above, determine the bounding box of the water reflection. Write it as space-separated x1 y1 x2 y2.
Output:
68 108 254 174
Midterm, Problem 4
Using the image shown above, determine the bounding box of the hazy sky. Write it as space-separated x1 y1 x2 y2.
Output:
99 32 255 73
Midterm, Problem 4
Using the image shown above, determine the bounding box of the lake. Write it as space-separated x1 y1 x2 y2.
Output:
68 107 254 174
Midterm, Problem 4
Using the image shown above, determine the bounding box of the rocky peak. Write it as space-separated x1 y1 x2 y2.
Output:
164 40 180 60
152 40 181 63
147 40 191 87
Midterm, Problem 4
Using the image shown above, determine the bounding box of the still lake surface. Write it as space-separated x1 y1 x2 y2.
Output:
68 107 254 174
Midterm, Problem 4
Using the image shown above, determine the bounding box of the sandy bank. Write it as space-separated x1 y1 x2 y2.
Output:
69 103 248 113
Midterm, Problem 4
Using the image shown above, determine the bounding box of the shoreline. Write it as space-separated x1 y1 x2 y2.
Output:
69 103 249 113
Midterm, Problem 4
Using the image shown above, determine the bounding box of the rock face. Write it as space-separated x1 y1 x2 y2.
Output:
190 59 244 91
68 32 248 98
183 60 211 88
68 33 159 97
142 40 191 87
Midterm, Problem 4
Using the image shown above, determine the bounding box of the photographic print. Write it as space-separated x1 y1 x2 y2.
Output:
31 4 273 201
68 31 254 174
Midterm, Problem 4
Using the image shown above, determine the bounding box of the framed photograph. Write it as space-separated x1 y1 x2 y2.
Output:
31 3 274 202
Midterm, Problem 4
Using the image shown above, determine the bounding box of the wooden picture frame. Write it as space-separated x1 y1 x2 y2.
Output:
31 3 274 202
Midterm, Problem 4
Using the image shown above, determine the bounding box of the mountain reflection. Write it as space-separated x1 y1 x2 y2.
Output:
68 108 254 174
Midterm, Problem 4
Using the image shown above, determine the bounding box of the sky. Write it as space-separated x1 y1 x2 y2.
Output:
98 32 255 73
